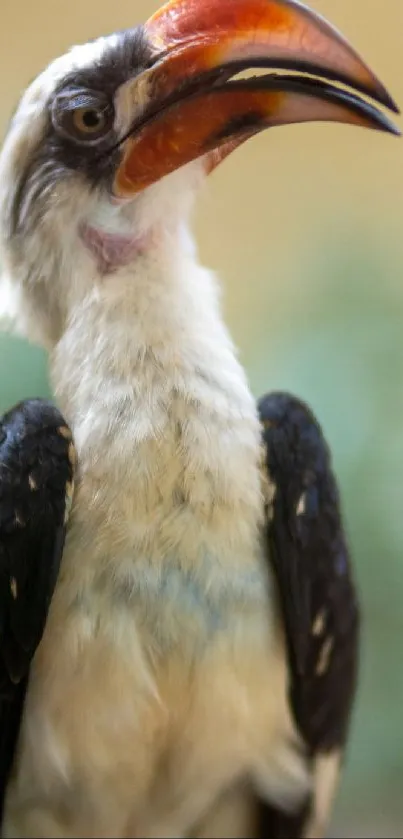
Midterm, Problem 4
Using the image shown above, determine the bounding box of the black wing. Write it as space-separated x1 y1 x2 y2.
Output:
0 398 75 817
257 392 359 838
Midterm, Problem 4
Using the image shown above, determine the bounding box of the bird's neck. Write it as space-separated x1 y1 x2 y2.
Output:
49 225 267 588
49 224 261 474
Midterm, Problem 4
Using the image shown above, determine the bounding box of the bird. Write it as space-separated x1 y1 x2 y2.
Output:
0 0 399 835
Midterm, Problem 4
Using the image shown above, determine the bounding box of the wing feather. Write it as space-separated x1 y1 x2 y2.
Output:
257 392 359 838
0 398 75 816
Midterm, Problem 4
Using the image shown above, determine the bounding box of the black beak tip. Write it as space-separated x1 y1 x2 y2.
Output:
380 89 401 116
386 122 401 137
366 109 401 137
378 108 401 135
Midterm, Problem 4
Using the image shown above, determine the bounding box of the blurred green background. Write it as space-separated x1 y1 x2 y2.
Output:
1 0 403 835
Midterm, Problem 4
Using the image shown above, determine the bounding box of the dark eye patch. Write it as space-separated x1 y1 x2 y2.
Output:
6 26 155 239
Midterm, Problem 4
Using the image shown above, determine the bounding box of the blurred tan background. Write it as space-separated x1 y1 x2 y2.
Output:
1 0 403 835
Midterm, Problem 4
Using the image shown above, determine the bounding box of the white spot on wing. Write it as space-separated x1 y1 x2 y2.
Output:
296 492 306 516
312 610 326 637
315 637 334 676
28 474 37 490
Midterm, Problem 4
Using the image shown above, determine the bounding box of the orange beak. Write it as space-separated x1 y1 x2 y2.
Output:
113 0 400 197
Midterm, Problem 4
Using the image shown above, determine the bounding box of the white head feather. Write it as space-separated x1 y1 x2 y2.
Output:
0 31 206 348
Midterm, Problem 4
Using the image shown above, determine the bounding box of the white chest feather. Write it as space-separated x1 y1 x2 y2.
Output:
51 241 271 648
3 244 308 838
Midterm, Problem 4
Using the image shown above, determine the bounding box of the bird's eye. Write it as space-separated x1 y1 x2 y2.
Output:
73 108 107 134
51 90 115 146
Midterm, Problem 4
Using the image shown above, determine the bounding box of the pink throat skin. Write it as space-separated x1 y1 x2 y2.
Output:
79 223 152 275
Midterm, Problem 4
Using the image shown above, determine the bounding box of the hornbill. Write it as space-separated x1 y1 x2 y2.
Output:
0 0 399 835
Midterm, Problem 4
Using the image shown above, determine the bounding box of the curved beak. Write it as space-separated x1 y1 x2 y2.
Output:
113 0 400 197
